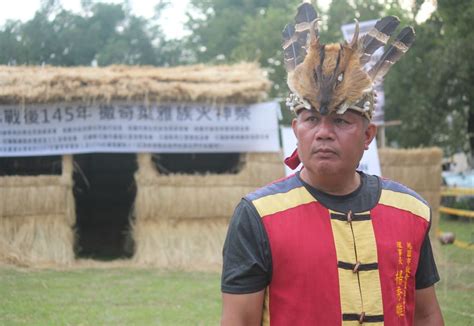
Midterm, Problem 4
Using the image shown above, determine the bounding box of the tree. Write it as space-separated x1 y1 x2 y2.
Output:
0 1 171 67
185 0 298 63
323 0 386 43
0 21 25 65
384 0 473 157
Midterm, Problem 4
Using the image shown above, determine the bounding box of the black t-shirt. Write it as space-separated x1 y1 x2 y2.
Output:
221 172 440 294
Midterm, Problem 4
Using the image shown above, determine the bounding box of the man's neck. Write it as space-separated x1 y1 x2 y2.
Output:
300 169 361 196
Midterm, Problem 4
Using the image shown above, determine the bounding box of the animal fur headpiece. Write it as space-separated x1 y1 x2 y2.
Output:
282 2 415 120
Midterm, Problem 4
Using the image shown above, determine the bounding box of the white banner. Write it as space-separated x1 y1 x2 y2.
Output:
357 137 381 176
0 102 280 157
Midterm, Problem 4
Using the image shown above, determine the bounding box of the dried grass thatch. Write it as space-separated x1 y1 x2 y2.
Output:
0 156 75 266
132 152 285 270
133 218 229 271
0 62 276 268
379 147 443 234
0 63 271 105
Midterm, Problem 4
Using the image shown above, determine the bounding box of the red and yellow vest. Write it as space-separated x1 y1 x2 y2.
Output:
246 174 430 325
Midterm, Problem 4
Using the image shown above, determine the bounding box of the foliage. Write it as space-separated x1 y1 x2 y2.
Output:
186 0 299 96
322 0 386 43
385 0 474 156
0 1 176 66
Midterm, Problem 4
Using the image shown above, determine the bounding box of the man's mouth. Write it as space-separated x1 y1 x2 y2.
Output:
314 148 337 154
312 148 338 159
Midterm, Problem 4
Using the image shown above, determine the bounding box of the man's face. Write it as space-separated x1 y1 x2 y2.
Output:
292 109 376 177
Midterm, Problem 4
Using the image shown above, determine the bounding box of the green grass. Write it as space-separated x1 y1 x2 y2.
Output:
0 268 221 325
0 216 472 325
436 215 474 325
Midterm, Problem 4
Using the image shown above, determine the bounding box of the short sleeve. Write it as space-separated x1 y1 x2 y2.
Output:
415 226 440 289
221 199 272 294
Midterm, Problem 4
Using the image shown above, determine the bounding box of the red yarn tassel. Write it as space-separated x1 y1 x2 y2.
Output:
284 148 301 169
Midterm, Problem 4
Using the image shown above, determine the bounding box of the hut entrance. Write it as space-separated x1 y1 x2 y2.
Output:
152 153 242 174
73 153 137 260
0 156 62 176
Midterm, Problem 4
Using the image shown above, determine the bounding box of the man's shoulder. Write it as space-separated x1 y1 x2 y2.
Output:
378 177 431 222
379 177 428 204
245 173 303 202
244 173 313 219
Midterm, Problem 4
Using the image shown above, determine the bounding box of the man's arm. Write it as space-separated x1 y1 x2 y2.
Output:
221 290 265 326
414 286 444 326
221 200 271 325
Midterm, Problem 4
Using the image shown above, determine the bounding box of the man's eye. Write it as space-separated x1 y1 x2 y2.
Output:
306 116 318 122
334 118 348 124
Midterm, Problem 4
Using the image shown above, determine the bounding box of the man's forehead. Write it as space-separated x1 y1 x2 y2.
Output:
297 108 361 118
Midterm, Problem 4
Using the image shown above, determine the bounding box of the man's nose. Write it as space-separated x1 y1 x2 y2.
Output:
315 117 335 139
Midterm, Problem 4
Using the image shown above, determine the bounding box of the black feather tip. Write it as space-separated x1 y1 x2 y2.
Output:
295 2 318 24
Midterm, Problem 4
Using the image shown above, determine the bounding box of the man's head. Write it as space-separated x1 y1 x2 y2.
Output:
282 3 415 176
292 108 377 177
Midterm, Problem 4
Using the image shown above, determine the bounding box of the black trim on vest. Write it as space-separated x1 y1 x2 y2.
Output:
338 261 379 271
342 313 384 322
330 213 371 222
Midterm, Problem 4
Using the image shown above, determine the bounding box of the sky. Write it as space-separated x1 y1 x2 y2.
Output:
0 0 435 39
0 0 190 39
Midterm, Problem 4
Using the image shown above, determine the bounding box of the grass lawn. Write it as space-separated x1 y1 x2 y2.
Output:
0 267 222 325
0 216 472 325
436 214 474 326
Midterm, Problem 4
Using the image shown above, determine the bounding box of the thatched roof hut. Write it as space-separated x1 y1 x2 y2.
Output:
0 63 270 105
0 64 443 269
0 63 285 269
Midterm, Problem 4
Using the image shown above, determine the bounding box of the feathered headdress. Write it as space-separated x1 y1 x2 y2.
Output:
282 2 415 120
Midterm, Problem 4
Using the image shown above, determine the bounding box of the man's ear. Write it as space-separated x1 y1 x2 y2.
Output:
364 123 377 150
291 117 298 137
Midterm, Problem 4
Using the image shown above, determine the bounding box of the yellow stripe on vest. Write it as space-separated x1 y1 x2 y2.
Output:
379 189 430 222
330 211 383 320
252 187 315 217
351 219 379 264
337 268 362 313
330 215 357 264
359 270 384 316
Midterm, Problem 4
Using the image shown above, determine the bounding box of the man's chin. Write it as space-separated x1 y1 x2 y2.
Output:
304 161 339 176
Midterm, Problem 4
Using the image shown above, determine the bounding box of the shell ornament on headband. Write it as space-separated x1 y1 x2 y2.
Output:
282 2 415 120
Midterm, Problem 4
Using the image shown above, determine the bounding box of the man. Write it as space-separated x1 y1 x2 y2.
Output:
221 3 443 326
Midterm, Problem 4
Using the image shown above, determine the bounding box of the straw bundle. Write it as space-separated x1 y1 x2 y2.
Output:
0 238 30 267
0 215 74 265
0 63 270 105
133 218 229 271
0 156 75 265
379 147 443 233
135 185 256 221
132 152 285 269
135 153 283 188
0 180 73 218
379 147 442 192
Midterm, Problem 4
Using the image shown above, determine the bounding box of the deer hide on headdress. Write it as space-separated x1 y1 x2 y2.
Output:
282 3 415 120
